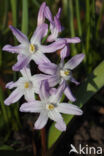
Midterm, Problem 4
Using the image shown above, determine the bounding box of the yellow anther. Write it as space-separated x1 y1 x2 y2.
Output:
64 70 70 76
48 104 55 110
30 44 35 53
24 82 29 88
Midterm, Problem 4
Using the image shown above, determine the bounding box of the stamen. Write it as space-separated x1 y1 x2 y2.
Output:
64 69 70 76
24 82 29 88
60 69 70 77
29 44 36 53
47 104 55 110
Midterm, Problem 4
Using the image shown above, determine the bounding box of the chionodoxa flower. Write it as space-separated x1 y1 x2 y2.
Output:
20 80 83 131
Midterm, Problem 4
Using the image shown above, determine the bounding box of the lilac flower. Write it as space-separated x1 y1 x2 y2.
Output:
37 2 81 59
4 67 39 105
38 54 85 102
44 6 81 59
20 80 83 131
3 24 65 71
37 2 46 26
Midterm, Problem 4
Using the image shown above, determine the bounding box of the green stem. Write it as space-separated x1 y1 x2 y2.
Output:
86 0 90 63
68 0 77 55
75 0 82 37
75 0 86 61
32 0 40 8
2 0 8 30
22 0 28 35
96 1 104 38
0 87 8 125
10 0 17 27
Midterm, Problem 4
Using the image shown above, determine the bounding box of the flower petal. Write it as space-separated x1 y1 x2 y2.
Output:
48 75 60 87
60 45 70 59
49 80 66 103
32 52 50 65
4 88 23 105
64 86 76 102
65 37 81 43
55 120 66 131
24 89 35 101
70 77 80 85
31 24 48 44
57 103 83 115
54 16 61 32
64 53 85 70
56 8 62 19
39 80 50 101
34 111 48 129
9 25 29 44
38 62 57 75
2 44 25 54
20 101 43 113
37 2 46 26
6 81 17 89
12 55 30 71
48 109 63 122
44 6 53 22
39 39 66 53
20 67 31 79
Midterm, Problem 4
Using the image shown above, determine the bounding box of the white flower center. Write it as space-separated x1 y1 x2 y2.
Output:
60 69 70 77
29 44 36 53
47 104 55 110
24 81 33 89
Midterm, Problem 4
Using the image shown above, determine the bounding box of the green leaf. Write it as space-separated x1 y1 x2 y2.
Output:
22 0 28 35
0 145 13 150
48 61 104 148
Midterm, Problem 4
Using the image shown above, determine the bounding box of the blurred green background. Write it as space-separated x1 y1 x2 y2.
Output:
0 0 104 154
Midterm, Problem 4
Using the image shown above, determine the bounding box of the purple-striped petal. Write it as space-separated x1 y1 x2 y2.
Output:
2 44 25 54
54 16 61 32
49 80 66 103
56 8 62 19
38 62 57 75
48 109 63 122
32 52 50 65
9 25 29 43
39 80 50 101
37 2 46 26
44 6 53 22
64 86 76 102
6 81 17 89
24 89 35 101
70 77 80 85
4 88 23 105
48 75 60 87
55 120 66 131
34 111 48 129
40 39 66 53
20 67 31 79
57 103 83 115
31 24 48 44
60 44 70 59
20 101 43 113
64 54 85 70
65 37 81 43
12 55 30 71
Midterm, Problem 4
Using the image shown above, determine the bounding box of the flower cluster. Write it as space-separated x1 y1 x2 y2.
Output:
3 2 85 131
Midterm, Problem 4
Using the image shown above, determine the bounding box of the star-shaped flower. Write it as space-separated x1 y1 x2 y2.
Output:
4 67 40 105
38 53 85 102
3 24 65 71
20 80 83 131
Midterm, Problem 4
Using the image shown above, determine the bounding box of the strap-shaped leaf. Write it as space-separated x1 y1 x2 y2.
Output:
48 61 104 148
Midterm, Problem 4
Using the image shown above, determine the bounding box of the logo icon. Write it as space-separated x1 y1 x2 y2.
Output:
69 144 78 154
69 144 103 155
